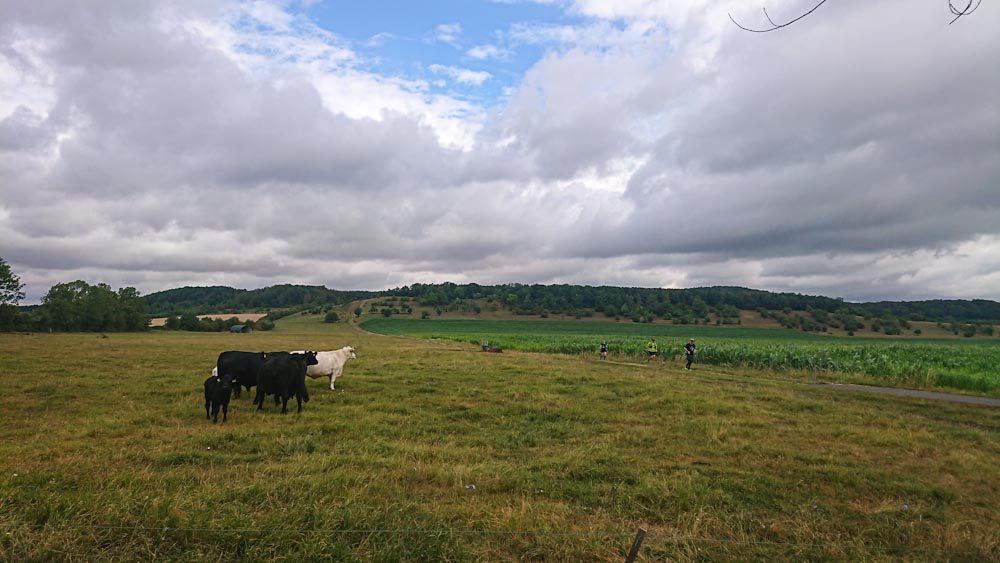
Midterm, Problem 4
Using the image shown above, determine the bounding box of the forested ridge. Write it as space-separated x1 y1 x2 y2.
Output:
146 282 999 324
387 283 1000 323
142 284 375 316
4 279 997 333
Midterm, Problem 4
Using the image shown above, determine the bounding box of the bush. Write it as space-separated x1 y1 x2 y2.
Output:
324 311 339 323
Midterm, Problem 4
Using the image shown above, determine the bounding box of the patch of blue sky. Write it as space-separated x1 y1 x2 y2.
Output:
227 5 356 70
300 0 583 106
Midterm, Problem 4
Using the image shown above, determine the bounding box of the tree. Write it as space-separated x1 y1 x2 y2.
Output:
0 257 26 331
324 311 339 323
39 281 89 331
0 257 25 306
36 280 147 332
179 312 201 331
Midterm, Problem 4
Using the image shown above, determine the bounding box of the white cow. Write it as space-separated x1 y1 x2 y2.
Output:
293 346 356 390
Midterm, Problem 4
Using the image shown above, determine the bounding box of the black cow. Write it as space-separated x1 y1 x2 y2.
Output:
216 351 267 399
254 351 318 414
204 372 235 423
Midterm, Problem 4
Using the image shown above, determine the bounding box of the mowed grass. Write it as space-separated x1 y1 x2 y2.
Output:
0 314 997 562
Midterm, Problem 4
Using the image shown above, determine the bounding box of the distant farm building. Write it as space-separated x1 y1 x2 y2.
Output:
230 324 252 334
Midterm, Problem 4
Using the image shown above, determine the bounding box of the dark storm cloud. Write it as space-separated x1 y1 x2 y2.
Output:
0 106 55 151
550 3 1000 270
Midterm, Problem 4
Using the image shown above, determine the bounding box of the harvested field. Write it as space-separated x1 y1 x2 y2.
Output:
148 313 268 327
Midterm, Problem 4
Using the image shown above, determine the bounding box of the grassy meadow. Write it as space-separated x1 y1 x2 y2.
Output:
1 312 999 562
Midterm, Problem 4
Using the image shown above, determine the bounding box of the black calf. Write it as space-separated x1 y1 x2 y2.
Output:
204 372 235 423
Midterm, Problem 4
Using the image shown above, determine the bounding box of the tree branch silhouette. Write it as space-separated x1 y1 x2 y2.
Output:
730 1 983 32
949 0 982 23
728 0 830 32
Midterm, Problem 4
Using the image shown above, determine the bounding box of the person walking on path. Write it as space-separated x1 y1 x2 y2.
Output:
646 338 658 361
684 338 696 370
600 339 608 360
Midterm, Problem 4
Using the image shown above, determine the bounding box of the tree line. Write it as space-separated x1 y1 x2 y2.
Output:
0 258 378 332
143 284 375 316
1 279 148 332
2 255 997 333
387 283 1000 325
1 257 150 332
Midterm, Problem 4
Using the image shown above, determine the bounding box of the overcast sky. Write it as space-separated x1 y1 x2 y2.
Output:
2 0 998 305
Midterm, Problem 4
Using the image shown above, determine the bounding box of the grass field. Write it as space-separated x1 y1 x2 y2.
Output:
1 313 999 562
361 318 1000 395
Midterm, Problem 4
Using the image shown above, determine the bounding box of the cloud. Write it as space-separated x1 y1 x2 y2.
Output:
429 63 492 86
0 0 998 305
430 22 463 47
364 31 397 48
0 106 54 151
467 44 510 60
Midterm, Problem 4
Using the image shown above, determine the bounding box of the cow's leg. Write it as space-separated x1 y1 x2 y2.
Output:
296 394 302 413
232 382 240 400
205 397 211 419
222 402 228 422
280 393 289 414
212 403 220 423
330 375 335 390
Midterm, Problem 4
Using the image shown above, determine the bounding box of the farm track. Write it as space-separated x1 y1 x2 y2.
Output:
654 363 1000 406
613 360 1000 408
820 383 1000 407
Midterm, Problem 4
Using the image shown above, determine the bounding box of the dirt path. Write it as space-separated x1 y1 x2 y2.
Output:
820 383 1000 407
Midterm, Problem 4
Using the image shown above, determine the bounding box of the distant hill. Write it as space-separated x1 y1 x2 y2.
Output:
142 284 376 316
142 282 999 332
141 286 242 314
859 299 1000 323
385 283 1000 324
